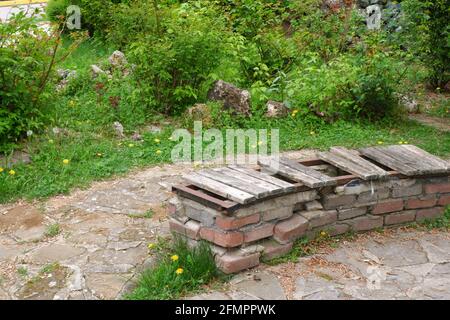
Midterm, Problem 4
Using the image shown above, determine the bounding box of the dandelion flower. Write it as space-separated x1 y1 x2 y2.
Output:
377 141 384 145
176 268 184 275
63 159 70 165
320 231 327 237
96 153 103 157
48 139 54 144
0 167 3 173
171 255 179 262
128 143 134 148
154 138 161 143
9 169 16 176
310 131 315 136
156 150 162 155
147 243 155 250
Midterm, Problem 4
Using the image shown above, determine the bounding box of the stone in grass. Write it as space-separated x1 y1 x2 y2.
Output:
265 101 289 118
207 80 251 116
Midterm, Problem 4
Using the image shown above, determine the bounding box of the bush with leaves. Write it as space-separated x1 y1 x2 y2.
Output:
0 10 84 150
126 2 233 114
399 0 449 88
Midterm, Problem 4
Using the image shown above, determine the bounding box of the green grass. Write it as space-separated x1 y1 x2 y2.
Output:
17 266 28 277
44 224 61 238
126 237 219 300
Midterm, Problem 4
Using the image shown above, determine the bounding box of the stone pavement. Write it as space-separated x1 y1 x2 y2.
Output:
0 150 449 300
189 228 450 300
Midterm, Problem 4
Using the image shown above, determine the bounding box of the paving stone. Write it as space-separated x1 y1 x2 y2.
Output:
30 244 86 264
85 273 132 300
232 272 286 300
294 276 345 300
365 240 429 267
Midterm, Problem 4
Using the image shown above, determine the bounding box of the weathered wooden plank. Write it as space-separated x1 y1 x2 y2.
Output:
330 147 387 172
402 145 450 169
380 145 437 175
391 145 450 174
279 157 334 183
359 146 422 176
228 165 297 192
258 157 336 188
197 170 271 198
215 167 285 196
318 147 388 180
172 185 238 212
182 173 255 204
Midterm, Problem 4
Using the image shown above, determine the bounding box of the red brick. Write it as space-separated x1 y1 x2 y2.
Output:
243 223 274 243
274 215 309 244
169 219 201 240
216 213 260 230
384 211 416 226
425 183 450 194
168 203 177 215
438 194 450 206
416 207 445 221
199 228 243 248
406 196 437 209
372 200 404 215
216 252 260 274
261 240 293 261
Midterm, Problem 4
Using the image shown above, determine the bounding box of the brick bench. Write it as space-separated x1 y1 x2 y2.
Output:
169 145 450 274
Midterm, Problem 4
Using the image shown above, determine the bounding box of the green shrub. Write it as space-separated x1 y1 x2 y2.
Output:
400 0 450 88
127 2 232 114
46 0 71 23
127 237 218 300
285 50 401 121
0 11 79 150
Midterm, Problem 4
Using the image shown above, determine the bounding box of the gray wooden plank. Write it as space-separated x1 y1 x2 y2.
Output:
330 147 387 173
215 167 285 196
381 145 437 175
318 147 388 180
182 173 255 204
197 170 271 198
359 147 422 176
398 145 450 172
258 157 336 188
279 157 335 183
228 165 297 192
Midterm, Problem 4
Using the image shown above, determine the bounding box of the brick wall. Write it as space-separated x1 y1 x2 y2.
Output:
169 176 450 274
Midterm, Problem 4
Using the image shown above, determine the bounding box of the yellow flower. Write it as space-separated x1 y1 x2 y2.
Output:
0 167 3 173
154 138 161 143
398 141 404 145
176 268 184 275
8 169 16 176
63 159 70 165
377 141 384 145
156 150 162 155
310 131 316 136
171 255 179 262
320 231 328 237
403 141 409 144
258 141 263 146
96 153 103 157
48 139 54 144
69 100 76 107
128 143 135 148
147 243 155 250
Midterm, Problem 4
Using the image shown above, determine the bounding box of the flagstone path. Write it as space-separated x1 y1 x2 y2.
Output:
0 150 449 300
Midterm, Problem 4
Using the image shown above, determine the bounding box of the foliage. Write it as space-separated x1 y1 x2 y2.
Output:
400 0 450 88
0 10 83 151
127 2 232 114
126 237 218 300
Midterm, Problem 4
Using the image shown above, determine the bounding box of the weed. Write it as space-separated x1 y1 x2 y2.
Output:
45 224 61 238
